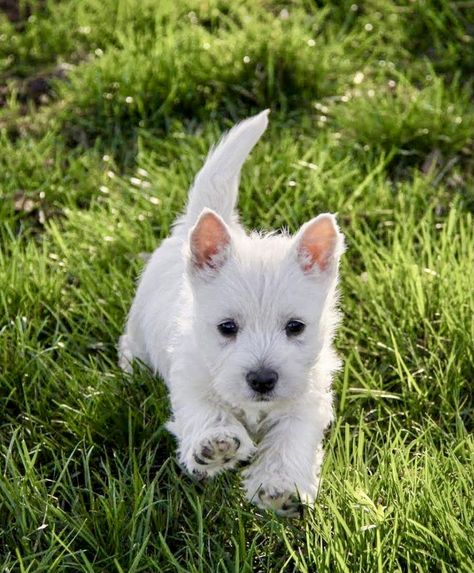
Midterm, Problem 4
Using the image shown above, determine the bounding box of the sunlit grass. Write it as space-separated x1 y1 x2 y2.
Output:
1 0 473 571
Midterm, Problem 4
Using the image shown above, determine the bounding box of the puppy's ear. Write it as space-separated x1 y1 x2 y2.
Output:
189 208 231 273
294 213 344 274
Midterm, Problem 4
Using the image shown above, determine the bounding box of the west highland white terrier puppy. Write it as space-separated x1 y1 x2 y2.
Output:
119 110 345 517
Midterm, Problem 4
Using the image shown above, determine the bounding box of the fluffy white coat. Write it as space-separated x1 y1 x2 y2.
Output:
119 110 345 516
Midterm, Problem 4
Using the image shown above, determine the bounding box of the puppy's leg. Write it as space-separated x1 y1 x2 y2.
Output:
118 333 136 373
167 387 255 478
242 396 332 517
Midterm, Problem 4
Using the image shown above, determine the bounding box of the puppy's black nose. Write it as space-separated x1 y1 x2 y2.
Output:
246 368 278 393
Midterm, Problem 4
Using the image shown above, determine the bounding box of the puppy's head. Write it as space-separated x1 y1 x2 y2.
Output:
187 208 344 408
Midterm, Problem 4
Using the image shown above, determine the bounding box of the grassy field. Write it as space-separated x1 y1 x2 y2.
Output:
1 0 473 571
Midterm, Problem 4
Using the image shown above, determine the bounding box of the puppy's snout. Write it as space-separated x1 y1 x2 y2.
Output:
246 368 278 393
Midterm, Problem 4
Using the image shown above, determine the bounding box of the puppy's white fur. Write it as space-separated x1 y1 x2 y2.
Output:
119 110 344 516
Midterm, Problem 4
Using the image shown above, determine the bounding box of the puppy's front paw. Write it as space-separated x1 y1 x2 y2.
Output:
243 468 317 518
184 429 255 478
257 487 302 518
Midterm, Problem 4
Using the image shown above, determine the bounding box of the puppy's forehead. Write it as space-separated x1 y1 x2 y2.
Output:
210 234 314 316
232 235 294 290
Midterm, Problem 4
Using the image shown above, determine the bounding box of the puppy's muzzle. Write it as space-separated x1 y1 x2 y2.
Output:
246 368 278 394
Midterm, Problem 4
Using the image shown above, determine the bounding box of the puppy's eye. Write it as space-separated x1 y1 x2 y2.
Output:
285 320 305 336
217 319 239 337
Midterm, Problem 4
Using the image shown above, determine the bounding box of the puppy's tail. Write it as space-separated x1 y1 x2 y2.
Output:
184 109 269 227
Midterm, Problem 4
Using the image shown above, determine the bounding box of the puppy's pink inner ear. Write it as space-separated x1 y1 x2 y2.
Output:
190 210 230 270
297 215 338 272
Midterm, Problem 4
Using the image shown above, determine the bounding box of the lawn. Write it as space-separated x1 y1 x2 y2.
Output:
1 0 473 571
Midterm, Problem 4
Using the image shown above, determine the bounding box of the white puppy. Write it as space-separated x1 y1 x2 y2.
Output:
119 110 345 516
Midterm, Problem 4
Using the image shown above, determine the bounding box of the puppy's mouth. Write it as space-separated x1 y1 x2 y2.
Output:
250 392 275 403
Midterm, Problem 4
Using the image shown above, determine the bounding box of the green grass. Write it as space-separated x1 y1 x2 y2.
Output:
1 0 473 571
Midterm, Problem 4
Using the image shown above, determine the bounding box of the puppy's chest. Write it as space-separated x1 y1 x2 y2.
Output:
232 406 269 442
